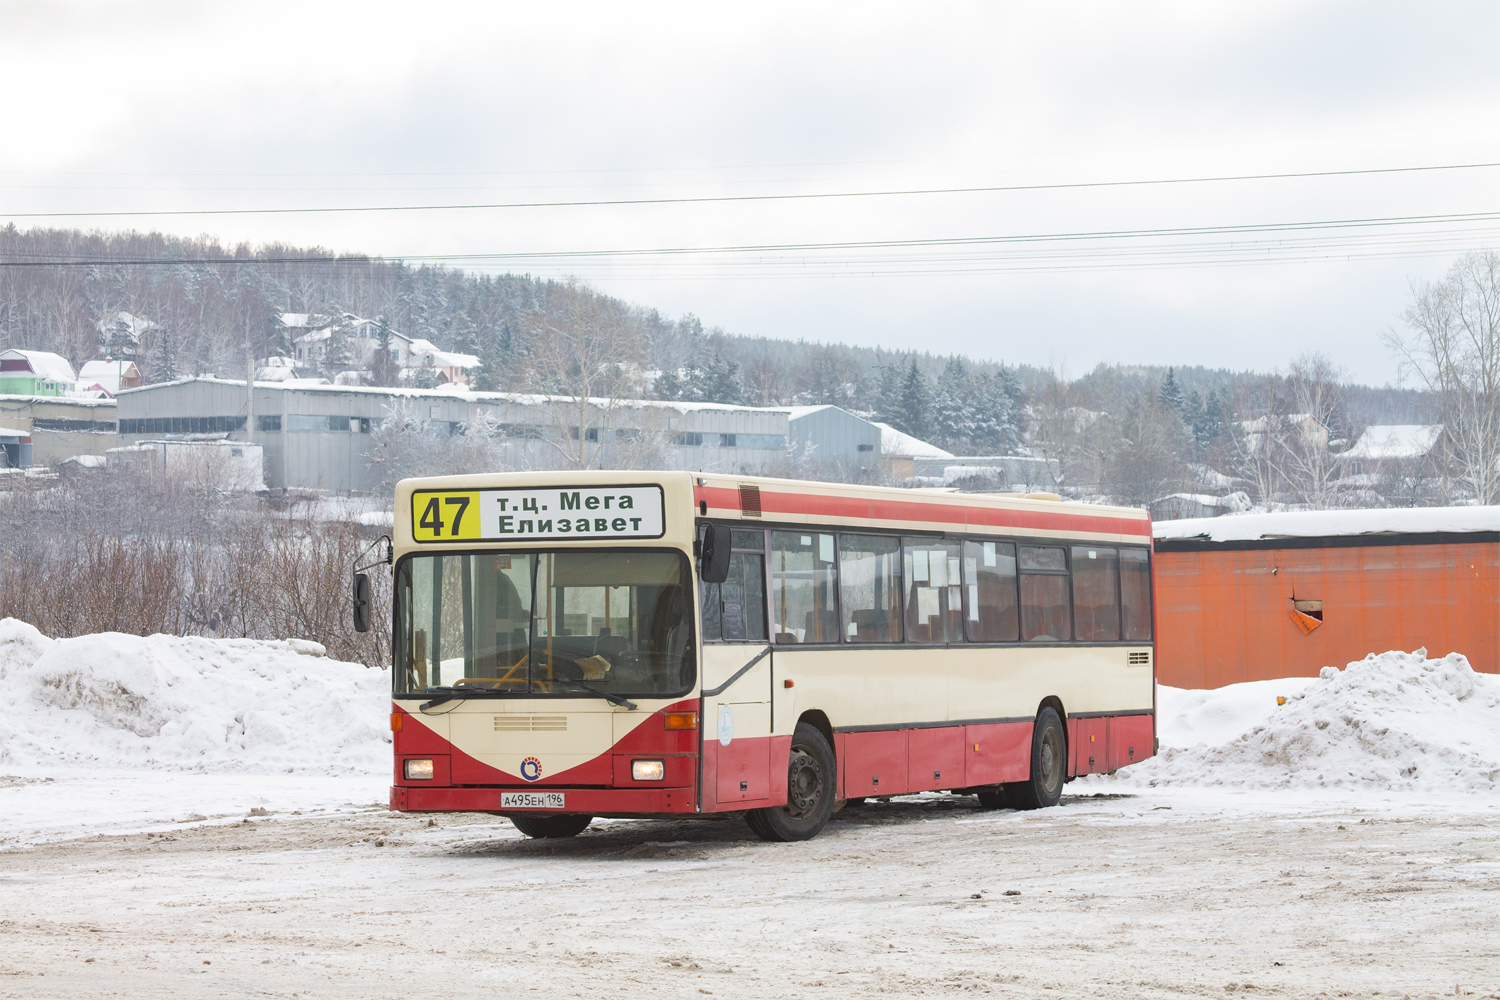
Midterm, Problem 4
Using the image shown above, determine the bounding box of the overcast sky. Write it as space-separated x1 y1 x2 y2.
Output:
3 1 1498 384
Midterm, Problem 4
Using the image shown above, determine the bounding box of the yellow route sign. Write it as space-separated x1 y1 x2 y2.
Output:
411 491 481 542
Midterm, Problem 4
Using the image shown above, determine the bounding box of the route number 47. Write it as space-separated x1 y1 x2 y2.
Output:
412 491 481 541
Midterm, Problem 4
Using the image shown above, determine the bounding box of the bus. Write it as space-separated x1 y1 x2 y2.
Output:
371 471 1156 842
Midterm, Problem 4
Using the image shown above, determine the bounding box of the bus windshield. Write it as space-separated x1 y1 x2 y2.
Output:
395 549 694 699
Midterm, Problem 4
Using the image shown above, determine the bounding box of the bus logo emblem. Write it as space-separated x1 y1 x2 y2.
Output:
717 705 734 747
520 757 542 782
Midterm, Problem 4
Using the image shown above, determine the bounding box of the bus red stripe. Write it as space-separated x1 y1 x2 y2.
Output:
693 485 1149 537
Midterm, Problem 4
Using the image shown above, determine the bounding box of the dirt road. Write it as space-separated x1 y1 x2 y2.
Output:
0 791 1496 999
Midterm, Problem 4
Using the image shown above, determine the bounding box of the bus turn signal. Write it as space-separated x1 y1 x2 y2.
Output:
663 711 698 730
390 713 404 732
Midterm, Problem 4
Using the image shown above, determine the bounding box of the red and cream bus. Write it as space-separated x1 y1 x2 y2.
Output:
375 471 1156 841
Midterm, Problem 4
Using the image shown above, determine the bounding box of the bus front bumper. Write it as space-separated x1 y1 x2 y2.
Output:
390 784 699 816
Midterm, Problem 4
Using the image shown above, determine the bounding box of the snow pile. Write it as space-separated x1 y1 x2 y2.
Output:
0 618 389 776
1122 649 1500 793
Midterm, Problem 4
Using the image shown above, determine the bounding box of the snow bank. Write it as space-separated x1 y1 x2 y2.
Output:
1119 649 1500 793
1153 505 1499 543
0 618 389 776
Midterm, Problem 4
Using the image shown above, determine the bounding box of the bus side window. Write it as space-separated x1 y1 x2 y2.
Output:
840 534 902 643
1070 545 1120 641
903 538 961 643
1018 545 1071 642
770 531 838 644
1119 548 1153 642
962 539 1019 642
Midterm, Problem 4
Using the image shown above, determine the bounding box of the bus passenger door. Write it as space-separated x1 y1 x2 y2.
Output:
700 644 773 809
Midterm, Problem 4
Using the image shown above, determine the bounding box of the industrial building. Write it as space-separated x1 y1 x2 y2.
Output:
116 378 797 492
0 394 117 466
1152 506 1498 688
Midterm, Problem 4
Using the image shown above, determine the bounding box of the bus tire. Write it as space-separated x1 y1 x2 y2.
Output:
1007 707 1066 810
508 813 593 839
975 787 1009 810
746 722 837 842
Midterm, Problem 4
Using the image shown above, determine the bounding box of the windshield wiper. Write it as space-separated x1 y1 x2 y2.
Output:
551 679 637 710
414 685 507 711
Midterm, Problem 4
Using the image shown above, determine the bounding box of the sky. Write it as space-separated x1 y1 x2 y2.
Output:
2 1 1498 385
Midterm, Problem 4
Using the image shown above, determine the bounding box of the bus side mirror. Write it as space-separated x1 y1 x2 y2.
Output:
700 524 732 584
353 573 371 633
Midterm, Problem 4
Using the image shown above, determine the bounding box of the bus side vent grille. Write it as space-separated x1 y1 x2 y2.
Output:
1128 652 1151 665
738 484 762 517
493 715 568 732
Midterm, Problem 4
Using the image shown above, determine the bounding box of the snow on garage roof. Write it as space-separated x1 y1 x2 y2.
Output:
1154 505 1500 543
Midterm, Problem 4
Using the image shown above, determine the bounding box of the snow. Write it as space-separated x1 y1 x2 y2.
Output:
1340 423 1443 461
0 619 389 845
1154 503 1500 541
872 420 953 458
1098 649 1500 794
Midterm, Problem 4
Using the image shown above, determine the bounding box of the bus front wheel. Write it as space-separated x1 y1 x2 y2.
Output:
1006 707 1066 810
746 722 836 842
508 813 593 839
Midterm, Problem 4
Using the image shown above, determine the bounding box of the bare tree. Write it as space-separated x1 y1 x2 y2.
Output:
1387 250 1500 504
520 280 648 469
1278 352 1346 505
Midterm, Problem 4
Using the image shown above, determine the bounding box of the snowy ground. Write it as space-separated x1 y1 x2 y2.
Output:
1 622 1497 998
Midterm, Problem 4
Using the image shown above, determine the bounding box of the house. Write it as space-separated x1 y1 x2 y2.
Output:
77 359 142 396
405 339 480 386
1152 506 1498 688
1337 424 1443 478
286 313 415 372
95 312 158 357
872 421 953 480
1149 491 1253 521
0 350 76 396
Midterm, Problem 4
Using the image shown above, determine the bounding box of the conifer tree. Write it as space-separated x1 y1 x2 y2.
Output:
151 330 181 383
1159 368 1185 412
895 358 932 440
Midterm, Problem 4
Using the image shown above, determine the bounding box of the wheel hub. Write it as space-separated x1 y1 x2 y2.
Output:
785 745 823 818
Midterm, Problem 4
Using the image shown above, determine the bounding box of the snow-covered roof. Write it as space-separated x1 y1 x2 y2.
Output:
116 376 790 415
1339 424 1443 462
0 349 76 384
408 340 480 369
0 425 32 438
872 421 953 459
1154 505 1499 542
77 360 138 395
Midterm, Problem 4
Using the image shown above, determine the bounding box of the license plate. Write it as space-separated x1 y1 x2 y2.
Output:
501 791 566 810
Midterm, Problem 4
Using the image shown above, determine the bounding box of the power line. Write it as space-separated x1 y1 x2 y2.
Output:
3 209 1496 269
2 161 1498 219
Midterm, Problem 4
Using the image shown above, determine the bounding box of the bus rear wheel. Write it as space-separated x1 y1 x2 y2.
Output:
1006 706 1066 810
508 813 593 839
746 722 836 842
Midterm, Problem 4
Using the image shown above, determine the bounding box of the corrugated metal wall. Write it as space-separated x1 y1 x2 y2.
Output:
1153 537 1499 688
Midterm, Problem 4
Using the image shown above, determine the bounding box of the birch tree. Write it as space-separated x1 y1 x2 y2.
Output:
1387 251 1500 503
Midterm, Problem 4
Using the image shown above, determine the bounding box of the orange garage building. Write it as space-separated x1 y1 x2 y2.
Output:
1152 507 1498 689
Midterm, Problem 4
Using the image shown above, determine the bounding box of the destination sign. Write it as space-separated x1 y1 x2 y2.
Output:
410 485 666 543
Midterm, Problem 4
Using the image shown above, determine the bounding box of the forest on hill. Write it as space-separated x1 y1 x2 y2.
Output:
0 225 1454 506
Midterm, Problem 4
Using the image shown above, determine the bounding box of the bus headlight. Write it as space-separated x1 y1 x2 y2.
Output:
631 759 665 781
404 758 435 781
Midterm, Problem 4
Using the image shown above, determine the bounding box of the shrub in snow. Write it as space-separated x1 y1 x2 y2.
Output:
1116 649 1500 793
0 618 389 776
